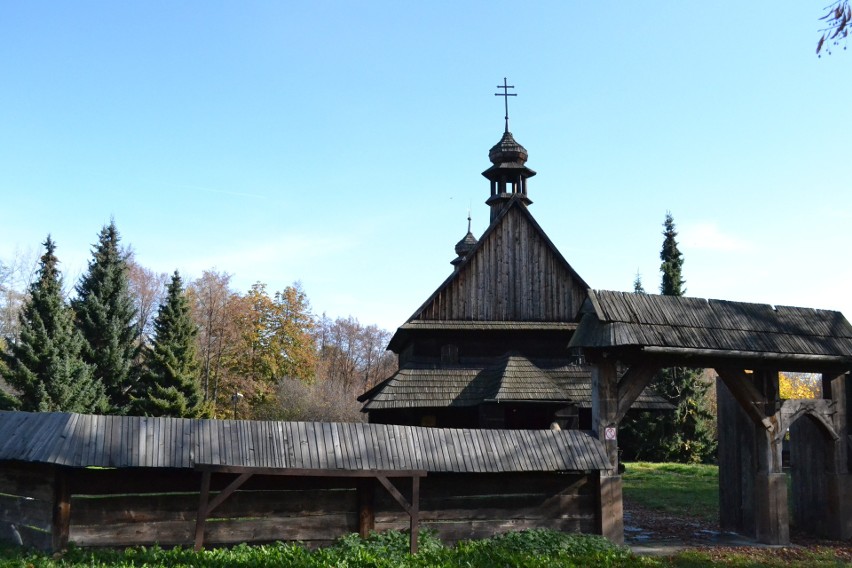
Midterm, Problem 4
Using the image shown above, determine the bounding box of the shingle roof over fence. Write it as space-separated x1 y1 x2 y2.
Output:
0 411 610 472
570 290 852 365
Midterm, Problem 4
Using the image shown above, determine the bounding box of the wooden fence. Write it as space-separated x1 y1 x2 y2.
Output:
0 461 597 550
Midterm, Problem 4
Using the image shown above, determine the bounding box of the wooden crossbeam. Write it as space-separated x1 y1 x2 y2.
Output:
616 362 661 423
716 368 774 432
193 466 426 553
196 464 426 478
376 475 421 554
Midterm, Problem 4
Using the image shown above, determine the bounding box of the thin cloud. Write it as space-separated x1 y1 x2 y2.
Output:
680 222 754 252
177 232 356 277
169 183 268 200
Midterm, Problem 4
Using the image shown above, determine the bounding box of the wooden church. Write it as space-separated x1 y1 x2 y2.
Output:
359 96 668 430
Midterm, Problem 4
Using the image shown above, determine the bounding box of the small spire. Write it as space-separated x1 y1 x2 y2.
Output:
494 78 516 133
452 212 478 267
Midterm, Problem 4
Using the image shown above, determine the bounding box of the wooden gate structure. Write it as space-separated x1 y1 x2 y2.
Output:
0 411 611 551
570 290 852 544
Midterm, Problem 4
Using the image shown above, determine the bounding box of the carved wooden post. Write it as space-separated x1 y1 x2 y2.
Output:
752 370 788 545
591 358 619 472
717 368 789 544
826 373 852 540
591 357 623 544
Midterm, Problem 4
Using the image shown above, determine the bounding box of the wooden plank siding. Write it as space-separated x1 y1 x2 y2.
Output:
0 462 599 550
374 473 595 544
415 206 587 323
61 470 592 548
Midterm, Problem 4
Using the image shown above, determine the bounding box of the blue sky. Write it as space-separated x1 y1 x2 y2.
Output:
2 2 850 331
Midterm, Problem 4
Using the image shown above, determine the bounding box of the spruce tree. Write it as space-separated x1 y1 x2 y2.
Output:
633 270 645 294
73 222 139 413
1 237 108 413
130 271 205 417
620 213 716 463
660 212 685 296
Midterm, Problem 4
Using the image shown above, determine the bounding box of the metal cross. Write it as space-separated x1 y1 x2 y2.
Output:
494 77 516 132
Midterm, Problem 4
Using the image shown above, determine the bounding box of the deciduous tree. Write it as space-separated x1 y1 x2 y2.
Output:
1 238 107 413
0 249 37 343
126 255 168 344
225 282 318 418
316 314 396 393
187 270 242 409
818 1 850 55
779 372 821 399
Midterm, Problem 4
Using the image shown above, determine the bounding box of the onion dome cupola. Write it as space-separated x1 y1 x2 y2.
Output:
483 78 536 222
451 213 478 268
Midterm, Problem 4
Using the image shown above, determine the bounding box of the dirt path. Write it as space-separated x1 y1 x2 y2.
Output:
624 499 725 546
624 498 852 561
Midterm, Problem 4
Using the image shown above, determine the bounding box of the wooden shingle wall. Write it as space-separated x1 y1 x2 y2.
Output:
417 207 587 322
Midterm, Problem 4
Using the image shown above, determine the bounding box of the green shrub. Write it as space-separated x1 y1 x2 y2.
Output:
0 529 650 568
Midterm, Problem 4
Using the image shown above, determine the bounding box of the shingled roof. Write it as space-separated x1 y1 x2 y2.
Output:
360 356 672 411
570 290 852 369
0 411 611 473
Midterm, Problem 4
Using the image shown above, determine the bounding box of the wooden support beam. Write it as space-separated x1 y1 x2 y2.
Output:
591 359 618 472
204 472 253 517
51 468 70 552
615 362 661 423
411 476 420 554
715 368 774 432
195 471 254 551
194 470 211 551
596 473 623 545
376 475 421 554
358 479 375 539
193 465 426 553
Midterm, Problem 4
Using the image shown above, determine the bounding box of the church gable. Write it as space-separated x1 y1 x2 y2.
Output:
413 198 589 322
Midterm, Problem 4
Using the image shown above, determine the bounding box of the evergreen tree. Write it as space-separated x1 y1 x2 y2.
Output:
620 213 716 463
660 212 685 296
130 271 205 417
73 222 139 413
1 237 108 413
633 270 645 294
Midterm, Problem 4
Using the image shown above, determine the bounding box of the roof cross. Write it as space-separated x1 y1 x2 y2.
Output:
494 77 517 133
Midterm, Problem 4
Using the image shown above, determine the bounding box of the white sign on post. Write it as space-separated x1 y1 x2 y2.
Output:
604 427 617 441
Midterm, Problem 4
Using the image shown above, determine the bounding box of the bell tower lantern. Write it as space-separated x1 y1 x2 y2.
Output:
482 78 536 222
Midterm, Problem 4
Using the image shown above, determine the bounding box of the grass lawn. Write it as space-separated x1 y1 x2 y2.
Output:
623 461 719 522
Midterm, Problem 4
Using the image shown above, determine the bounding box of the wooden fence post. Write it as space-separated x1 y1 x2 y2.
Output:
51 468 70 552
358 478 375 539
